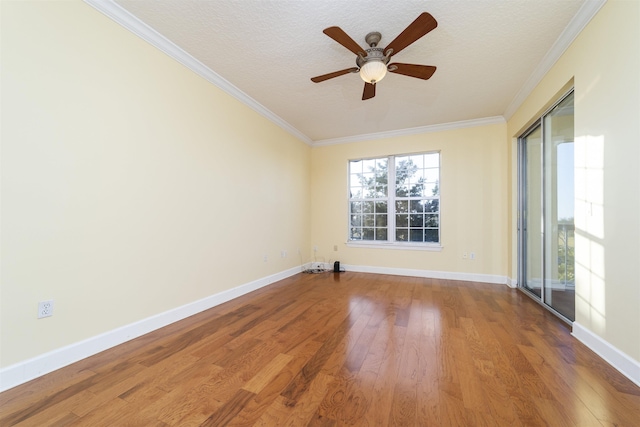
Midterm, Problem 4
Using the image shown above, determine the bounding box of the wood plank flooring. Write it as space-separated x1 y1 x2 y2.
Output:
1 272 639 426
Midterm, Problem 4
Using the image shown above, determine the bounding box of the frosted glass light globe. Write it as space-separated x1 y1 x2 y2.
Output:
360 60 387 84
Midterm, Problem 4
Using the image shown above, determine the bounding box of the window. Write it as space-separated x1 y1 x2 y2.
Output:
349 152 440 247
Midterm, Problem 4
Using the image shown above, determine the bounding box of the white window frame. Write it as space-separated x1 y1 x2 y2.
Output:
347 152 442 251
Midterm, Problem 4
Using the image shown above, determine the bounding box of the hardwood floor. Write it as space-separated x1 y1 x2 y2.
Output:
1 272 639 426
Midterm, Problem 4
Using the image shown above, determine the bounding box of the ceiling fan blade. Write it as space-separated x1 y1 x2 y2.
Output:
323 26 366 56
362 82 376 100
383 12 437 57
388 63 437 80
311 67 359 83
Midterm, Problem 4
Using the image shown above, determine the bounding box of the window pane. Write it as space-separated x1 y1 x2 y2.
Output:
364 214 374 227
410 214 424 227
396 184 409 197
424 229 439 242
409 179 424 197
349 160 363 173
396 214 408 227
425 199 439 213
350 186 362 199
375 228 388 241
410 229 423 242
375 201 387 213
424 153 439 168
350 215 362 227
363 159 376 170
425 214 439 227
350 228 362 240
410 154 424 169
377 214 388 227
350 201 362 213
425 169 439 182
424 182 438 197
363 228 374 240
363 201 374 213
410 200 423 213
396 200 408 213
396 228 408 241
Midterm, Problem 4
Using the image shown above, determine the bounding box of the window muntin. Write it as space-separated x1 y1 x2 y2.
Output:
349 152 440 246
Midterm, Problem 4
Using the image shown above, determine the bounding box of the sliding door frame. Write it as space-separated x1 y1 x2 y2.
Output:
517 88 575 324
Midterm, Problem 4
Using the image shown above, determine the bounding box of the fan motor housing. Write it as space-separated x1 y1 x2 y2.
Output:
356 47 389 68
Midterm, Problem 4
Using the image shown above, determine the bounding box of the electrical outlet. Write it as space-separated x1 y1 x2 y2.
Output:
38 300 54 318
281 250 287 258
470 252 476 260
333 245 338 251
263 255 268 262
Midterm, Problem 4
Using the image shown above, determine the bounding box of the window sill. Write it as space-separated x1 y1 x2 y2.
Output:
346 241 443 251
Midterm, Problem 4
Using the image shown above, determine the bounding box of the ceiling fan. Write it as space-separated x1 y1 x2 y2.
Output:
311 12 438 100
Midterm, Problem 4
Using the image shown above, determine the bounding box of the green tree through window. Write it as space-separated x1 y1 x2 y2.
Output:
349 153 440 244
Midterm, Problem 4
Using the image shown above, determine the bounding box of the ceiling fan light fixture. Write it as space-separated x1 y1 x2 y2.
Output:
359 60 387 84
312 13 438 100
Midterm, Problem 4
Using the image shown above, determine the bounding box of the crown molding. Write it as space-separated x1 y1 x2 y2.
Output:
312 116 506 147
503 0 606 120
83 0 313 146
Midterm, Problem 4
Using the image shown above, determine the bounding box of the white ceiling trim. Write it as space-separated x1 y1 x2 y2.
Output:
312 116 506 147
502 0 606 119
83 0 313 145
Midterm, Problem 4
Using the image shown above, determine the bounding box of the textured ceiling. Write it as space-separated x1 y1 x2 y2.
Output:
108 0 592 144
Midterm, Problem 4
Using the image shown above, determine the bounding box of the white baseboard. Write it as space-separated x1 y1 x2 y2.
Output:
572 322 640 388
343 264 509 285
0 265 302 392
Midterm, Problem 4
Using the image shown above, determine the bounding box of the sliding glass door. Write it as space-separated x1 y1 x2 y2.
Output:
519 91 575 322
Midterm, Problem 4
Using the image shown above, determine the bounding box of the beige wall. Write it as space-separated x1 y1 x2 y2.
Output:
310 123 509 278
507 0 640 361
1 1 310 367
